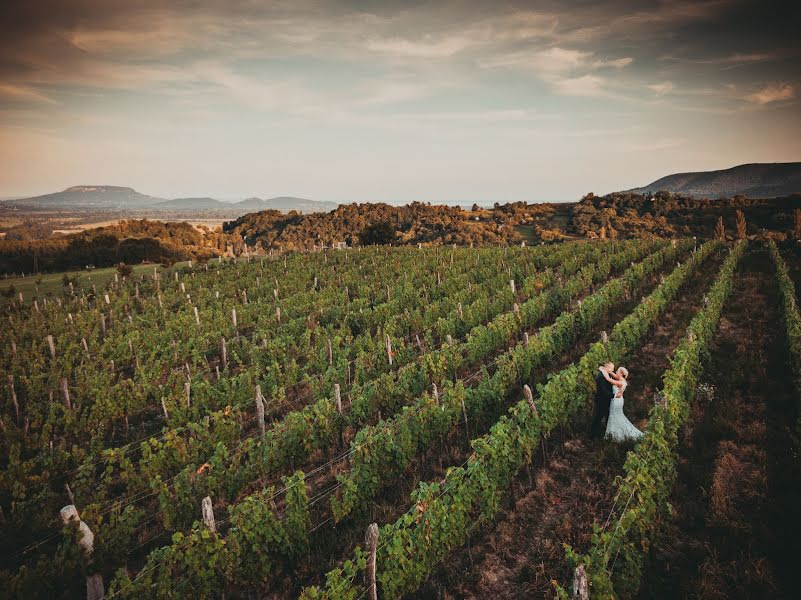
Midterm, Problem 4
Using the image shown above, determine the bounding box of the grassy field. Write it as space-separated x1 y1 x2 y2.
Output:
0 261 189 305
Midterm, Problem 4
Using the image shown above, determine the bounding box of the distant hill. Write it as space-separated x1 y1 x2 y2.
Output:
4 186 337 213
156 197 225 210
157 196 337 212
234 196 338 213
624 162 801 198
8 186 166 209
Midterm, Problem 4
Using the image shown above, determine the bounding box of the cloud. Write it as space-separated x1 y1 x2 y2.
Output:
358 80 439 106
479 46 632 74
365 34 478 58
648 81 675 95
0 83 56 104
479 47 589 72
594 57 633 69
744 83 795 105
551 74 607 97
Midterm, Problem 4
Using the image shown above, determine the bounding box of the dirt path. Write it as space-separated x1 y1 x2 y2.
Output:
407 247 727 600
639 247 801 600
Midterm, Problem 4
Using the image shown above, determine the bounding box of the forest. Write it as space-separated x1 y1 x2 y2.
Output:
2 192 801 276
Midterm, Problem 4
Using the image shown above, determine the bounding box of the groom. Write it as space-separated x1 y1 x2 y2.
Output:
590 361 615 438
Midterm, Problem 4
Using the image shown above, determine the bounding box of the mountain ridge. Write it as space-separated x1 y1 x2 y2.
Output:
622 162 801 198
4 186 337 213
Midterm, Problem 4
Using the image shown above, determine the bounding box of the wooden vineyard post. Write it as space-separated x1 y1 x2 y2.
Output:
60 505 104 600
161 396 169 420
184 382 191 407
385 334 393 366
220 337 228 370
47 335 56 359
523 384 539 484
510 279 516 294
572 564 589 600
334 383 344 448
523 384 536 413
513 303 520 320
201 496 216 532
327 338 333 365
255 385 266 437
231 308 237 328
61 378 71 411
433 383 445 468
523 332 530 346
365 523 378 600
193 306 200 325
128 339 139 371
461 398 470 449
7 376 19 425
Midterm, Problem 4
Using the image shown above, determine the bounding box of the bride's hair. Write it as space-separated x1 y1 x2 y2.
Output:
617 367 629 378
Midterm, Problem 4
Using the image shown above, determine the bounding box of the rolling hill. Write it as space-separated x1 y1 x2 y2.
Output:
233 196 338 213
155 197 226 210
4 186 337 213
624 162 801 198
8 185 166 209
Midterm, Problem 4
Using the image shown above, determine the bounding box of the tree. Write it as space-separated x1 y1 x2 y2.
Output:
715 216 725 240
735 209 747 239
116 263 133 278
471 203 480 212
62 273 80 287
358 221 395 246
794 209 801 240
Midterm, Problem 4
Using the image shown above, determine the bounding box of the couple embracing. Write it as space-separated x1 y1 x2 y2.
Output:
590 361 643 442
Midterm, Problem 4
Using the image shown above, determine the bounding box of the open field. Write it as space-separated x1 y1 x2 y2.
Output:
1 240 800 600
0 261 190 306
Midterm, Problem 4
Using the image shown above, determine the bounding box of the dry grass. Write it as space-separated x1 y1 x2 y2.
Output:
698 551 777 599
708 441 767 530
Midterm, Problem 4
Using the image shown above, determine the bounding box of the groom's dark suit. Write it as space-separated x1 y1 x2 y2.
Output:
590 368 614 438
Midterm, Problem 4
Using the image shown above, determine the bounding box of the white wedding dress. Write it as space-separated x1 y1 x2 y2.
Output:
605 383 643 442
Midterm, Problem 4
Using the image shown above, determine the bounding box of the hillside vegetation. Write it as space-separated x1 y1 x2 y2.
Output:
3 192 801 276
624 162 801 198
0 220 232 274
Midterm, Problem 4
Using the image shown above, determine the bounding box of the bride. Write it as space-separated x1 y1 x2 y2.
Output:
600 366 643 442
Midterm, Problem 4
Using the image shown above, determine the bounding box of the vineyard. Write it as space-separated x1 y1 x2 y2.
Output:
1 240 800 600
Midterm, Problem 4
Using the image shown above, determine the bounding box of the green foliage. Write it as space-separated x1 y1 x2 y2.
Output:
768 241 801 438
301 239 722 599
358 221 395 245
563 240 746 599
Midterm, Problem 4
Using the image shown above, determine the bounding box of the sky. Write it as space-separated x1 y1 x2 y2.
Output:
0 0 799 203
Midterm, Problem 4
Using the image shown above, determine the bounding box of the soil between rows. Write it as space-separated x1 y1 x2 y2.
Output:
638 246 801 600
271 246 708 598
404 246 728 600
